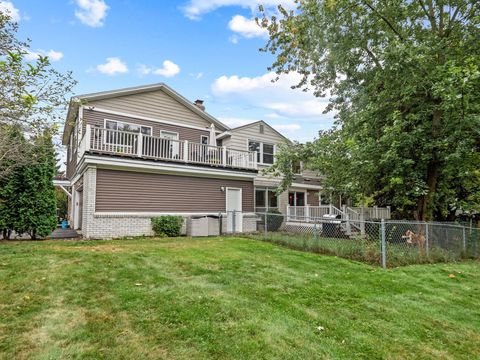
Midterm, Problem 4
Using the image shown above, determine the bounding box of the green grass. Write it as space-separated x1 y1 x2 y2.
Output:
247 232 477 267
0 237 479 359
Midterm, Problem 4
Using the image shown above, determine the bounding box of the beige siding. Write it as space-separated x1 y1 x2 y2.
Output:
83 109 210 142
223 122 289 171
223 122 288 150
86 89 212 129
95 169 254 212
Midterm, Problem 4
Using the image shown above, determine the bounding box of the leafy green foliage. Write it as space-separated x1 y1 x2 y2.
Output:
259 1 480 220
151 216 184 237
0 130 58 239
0 13 76 179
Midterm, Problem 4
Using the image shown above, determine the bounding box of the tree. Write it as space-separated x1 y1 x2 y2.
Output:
0 13 76 179
14 130 58 240
259 1 480 220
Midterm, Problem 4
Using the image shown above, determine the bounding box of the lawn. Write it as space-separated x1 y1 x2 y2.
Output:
0 237 479 360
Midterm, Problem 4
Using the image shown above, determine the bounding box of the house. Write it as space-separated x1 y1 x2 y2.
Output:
60 83 323 238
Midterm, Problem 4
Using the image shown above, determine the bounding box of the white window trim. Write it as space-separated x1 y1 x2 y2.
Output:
254 187 279 211
201 135 209 144
103 119 153 147
104 119 153 135
247 139 276 165
160 130 179 140
288 190 307 207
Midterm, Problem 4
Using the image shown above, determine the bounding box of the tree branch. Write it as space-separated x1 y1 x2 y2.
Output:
362 1 405 41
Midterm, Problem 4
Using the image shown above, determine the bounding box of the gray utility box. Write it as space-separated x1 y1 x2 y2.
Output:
187 215 220 237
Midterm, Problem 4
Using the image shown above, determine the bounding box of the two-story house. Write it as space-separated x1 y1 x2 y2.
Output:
61 83 322 238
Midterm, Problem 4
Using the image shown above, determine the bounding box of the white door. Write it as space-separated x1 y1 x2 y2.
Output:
160 131 179 159
226 188 242 233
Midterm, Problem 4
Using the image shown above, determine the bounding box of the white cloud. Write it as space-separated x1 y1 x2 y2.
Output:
212 71 329 118
273 124 301 132
181 0 295 20
96 57 128 75
153 60 180 77
228 35 239 44
189 72 203 79
0 1 20 22
137 60 180 78
74 0 108 27
24 49 64 62
228 15 267 38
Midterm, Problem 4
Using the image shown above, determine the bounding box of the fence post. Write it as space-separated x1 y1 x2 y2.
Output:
287 205 291 221
232 210 236 234
264 213 268 237
345 214 351 236
425 222 430 257
360 207 365 236
462 226 467 254
137 132 143 157
222 146 227 166
374 205 379 219
381 219 386 269
183 140 189 162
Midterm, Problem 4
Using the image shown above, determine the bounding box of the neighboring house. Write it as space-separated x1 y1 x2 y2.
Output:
60 83 322 238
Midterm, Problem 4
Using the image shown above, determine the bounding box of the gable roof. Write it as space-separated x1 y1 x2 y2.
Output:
229 120 292 143
62 83 230 144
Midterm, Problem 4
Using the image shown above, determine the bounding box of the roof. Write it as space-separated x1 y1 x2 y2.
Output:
228 120 292 143
62 83 230 144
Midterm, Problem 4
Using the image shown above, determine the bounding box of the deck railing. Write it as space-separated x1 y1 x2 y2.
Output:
79 125 257 170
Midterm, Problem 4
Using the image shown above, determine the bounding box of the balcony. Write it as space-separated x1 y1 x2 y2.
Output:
78 125 258 171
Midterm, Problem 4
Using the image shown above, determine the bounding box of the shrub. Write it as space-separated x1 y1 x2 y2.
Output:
264 209 283 232
151 216 183 237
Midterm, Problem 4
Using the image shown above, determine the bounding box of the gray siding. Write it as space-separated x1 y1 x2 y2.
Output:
95 169 254 212
86 89 212 129
83 109 210 143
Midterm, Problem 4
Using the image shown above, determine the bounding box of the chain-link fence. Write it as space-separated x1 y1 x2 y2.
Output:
221 211 480 268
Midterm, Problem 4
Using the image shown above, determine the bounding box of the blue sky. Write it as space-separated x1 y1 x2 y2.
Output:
1 0 334 142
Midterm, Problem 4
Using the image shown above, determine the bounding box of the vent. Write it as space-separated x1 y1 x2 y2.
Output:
259 124 264 134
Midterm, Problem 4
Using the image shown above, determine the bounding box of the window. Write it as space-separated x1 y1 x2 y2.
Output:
255 188 278 211
288 191 305 207
104 119 152 146
292 161 302 174
259 124 264 134
201 135 209 145
263 144 274 164
105 120 151 135
248 141 261 163
248 140 275 165
160 130 180 158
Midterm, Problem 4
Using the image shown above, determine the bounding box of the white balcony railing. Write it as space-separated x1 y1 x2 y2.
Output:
79 125 257 170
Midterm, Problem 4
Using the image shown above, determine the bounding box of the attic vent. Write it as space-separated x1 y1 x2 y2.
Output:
259 124 264 134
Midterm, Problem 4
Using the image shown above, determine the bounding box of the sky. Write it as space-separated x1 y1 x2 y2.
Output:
1 0 335 143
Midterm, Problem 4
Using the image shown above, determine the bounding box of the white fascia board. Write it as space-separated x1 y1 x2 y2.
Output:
290 183 323 190
81 155 257 180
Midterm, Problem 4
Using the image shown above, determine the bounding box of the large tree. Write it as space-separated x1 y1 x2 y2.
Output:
0 13 76 179
259 0 480 220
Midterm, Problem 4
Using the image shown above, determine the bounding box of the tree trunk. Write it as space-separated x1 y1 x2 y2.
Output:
416 109 442 221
